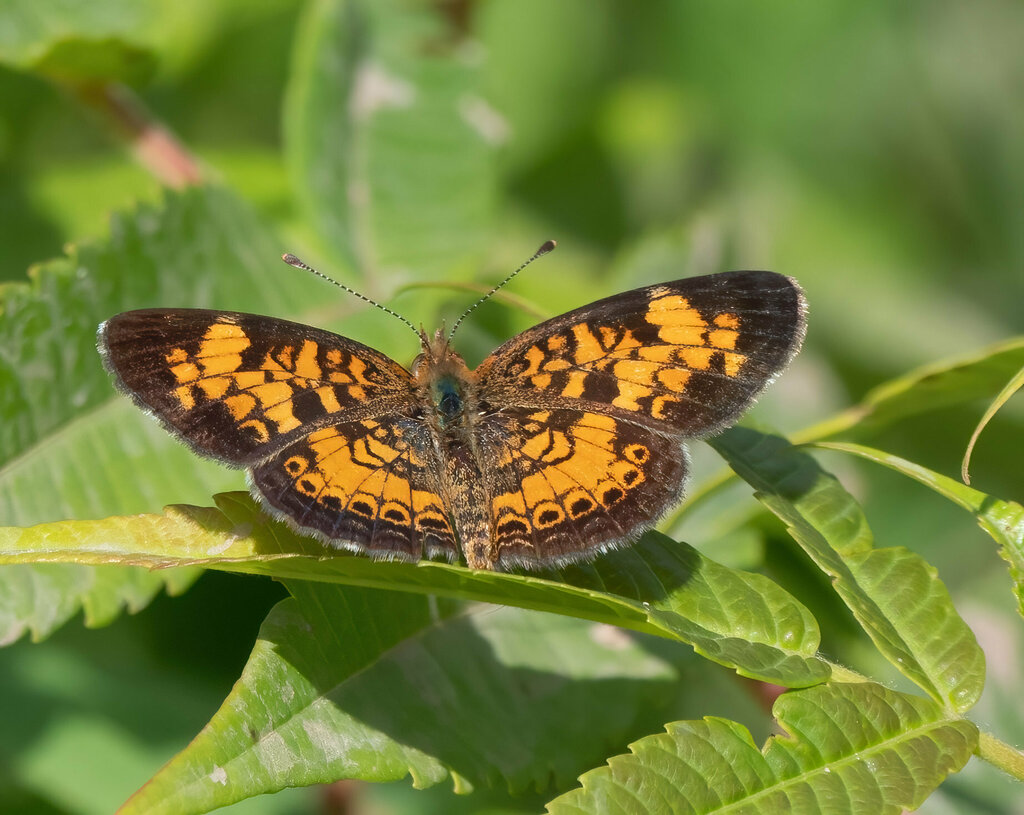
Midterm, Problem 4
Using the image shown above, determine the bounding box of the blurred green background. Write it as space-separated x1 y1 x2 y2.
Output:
1 1 1022 812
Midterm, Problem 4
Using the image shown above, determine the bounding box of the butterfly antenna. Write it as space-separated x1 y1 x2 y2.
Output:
447 239 556 341
281 253 420 336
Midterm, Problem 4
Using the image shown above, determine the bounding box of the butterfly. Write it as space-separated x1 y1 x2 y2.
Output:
98 244 805 571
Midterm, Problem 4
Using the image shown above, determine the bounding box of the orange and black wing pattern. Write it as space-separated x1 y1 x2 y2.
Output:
477 271 806 436
99 309 458 561
473 271 805 567
250 417 457 561
475 407 687 568
99 271 805 570
99 309 415 465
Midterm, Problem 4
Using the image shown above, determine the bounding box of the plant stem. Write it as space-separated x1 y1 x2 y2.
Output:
823 662 870 684
74 83 205 188
788 407 865 445
977 731 1024 781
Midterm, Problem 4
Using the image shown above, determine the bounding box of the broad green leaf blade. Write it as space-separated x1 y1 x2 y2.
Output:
815 441 1024 617
0 493 829 687
284 0 496 279
680 338 1024 524
0 0 228 83
0 562 200 646
120 582 687 814
961 362 1024 484
712 427 985 713
0 185 328 642
1 185 315 509
547 682 978 815
0 1 155 84
795 336 1024 442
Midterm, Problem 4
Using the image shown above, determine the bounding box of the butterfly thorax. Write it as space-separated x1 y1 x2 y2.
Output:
409 328 494 567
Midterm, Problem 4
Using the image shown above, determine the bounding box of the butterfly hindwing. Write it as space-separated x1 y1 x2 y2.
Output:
99 309 416 466
476 407 687 568
250 417 458 562
476 271 805 437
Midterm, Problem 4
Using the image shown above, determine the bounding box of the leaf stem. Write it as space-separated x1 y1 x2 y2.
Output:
677 404 867 525
788 406 865 445
960 362 1024 484
73 83 205 188
822 662 871 684
977 731 1024 781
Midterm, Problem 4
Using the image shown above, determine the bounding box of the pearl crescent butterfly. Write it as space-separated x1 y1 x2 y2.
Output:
98 244 805 571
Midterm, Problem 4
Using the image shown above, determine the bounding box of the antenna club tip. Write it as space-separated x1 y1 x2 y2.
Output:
538 239 557 255
281 253 303 267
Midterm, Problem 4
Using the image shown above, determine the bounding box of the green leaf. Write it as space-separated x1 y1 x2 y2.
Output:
0 186 317 496
681 337 1024 524
0 2 154 83
0 0 229 84
119 582 688 813
712 427 985 713
547 682 978 815
814 441 1024 618
961 361 1024 484
284 0 496 279
0 185 329 642
0 493 829 687
1 623 252 815
795 337 1024 442
0 563 199 646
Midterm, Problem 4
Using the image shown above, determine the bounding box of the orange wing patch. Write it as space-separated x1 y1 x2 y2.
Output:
95 310 417 463
484 290 751 429
251 418 457 561
644 293 747 376
484 410 684 567
164 317 384 437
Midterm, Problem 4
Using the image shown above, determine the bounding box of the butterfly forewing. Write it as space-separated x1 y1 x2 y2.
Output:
476 271 806 437
99 309 416 465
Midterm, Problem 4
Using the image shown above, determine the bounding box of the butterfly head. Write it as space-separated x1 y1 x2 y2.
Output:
413 327 466 373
